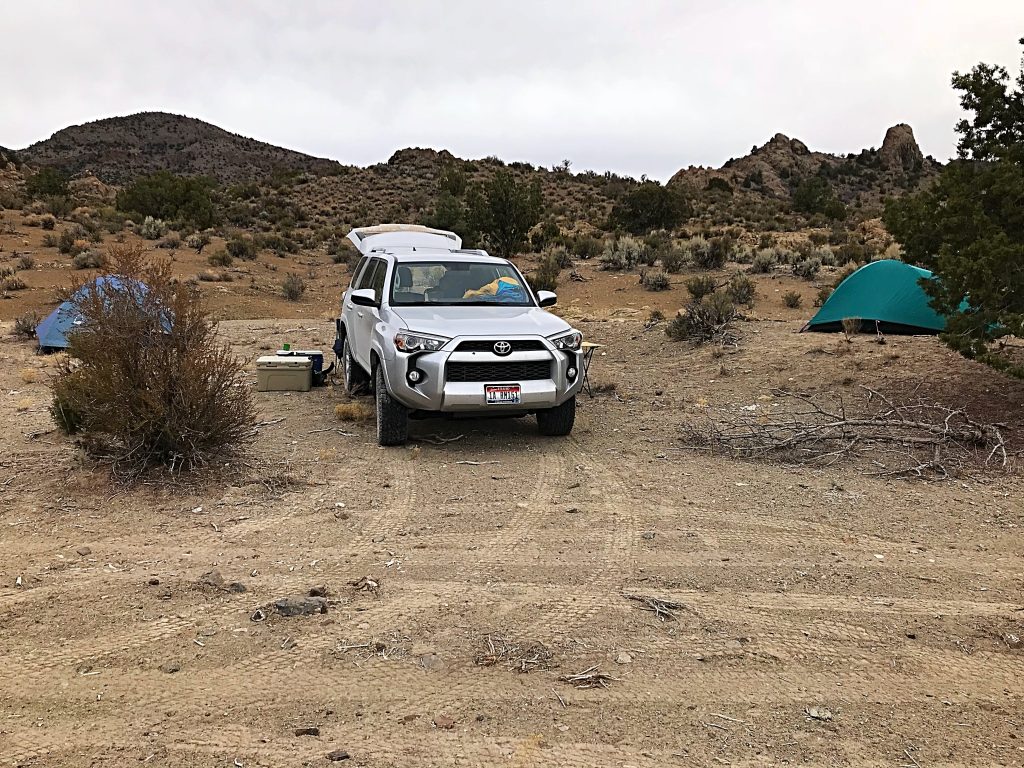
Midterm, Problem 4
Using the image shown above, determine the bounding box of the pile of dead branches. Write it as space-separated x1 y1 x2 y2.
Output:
680 386 1010 479
474 634 555 673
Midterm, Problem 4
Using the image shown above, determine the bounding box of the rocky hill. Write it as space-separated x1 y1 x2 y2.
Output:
18 112 343 184
669 123 940 226
8 112 940 237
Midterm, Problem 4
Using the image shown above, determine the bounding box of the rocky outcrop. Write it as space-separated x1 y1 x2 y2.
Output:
879 123 924 173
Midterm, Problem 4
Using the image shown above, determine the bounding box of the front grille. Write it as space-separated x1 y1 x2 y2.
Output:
446 361 552 383
455 339 546 353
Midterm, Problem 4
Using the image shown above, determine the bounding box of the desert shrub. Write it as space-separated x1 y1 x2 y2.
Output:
139 216 168 240
465 170 543 258
732 244 754 264
688 236 728 270
42 233 58 248
50 245 255 473
44 196 73 218
750 248 777 273
609 181 690 234
814 286 833 306
14 311 39 338
115 171 218 229
570 234 603 260
792 257 821 280
17 254 35 270
532 251 561 292
257 231 299 255
158 235 181 250
813 245 836 267
282 273 305 301
530 219 561 252
648 308 665 324
660 247 686 273
726 273 756 307
40 214 56 230
2 276 27 291
207 249 232 267
57 228 77 254
782 290 803 308
226 235 258 261
25 167 69 198
642 270 671 291
685 275 717 300
546 245 573 269
72 251 105 270
186 232 211 252
665 293 738 344
600 236 644 271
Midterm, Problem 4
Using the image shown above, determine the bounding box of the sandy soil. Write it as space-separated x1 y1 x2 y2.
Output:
1 298 1023 766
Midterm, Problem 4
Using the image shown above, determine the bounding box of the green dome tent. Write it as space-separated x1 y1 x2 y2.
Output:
803 260 947 334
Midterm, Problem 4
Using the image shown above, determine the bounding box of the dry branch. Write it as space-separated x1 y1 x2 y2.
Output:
622 593 691 621
679 386 1009 479
559 665 616 689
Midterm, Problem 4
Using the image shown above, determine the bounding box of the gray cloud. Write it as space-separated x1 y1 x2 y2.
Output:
2 0 1021 180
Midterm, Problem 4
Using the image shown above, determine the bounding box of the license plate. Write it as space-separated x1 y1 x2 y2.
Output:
485 384 521 405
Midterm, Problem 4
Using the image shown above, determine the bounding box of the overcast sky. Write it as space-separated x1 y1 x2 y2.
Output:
2 1 1021 181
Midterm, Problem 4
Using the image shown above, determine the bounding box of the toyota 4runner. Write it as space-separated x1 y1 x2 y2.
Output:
334 225 584 446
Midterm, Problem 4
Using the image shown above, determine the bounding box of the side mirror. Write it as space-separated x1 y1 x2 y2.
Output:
350 288 378 307
536 290 557 307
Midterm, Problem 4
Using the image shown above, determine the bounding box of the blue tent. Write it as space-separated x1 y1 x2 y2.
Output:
36 276 143 352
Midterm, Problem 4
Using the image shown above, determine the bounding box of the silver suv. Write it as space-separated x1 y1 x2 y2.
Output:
334 225 584 446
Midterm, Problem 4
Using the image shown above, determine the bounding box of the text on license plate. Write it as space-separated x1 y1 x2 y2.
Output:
485 384 521 404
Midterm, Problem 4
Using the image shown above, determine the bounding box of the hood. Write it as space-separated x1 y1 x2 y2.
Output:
389 305 572 339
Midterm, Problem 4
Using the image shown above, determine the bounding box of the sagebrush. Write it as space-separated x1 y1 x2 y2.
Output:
50 245 255 474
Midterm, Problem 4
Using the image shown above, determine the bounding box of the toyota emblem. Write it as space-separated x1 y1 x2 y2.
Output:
493 341 512 356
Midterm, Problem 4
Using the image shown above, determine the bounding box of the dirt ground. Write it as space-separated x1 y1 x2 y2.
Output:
2 281 1024 767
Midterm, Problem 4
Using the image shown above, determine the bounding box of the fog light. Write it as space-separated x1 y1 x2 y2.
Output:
567 367 578 380
407 369 423 384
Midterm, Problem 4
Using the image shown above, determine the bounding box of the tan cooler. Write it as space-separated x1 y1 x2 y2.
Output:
256 355 312 392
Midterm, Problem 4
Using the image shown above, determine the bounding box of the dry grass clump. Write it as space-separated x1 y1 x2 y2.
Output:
13 311 40 338
842 316 861 340
282 273 305 301
198 269 233 282
474 634 556 673
19 368 39 384
335 401 373 421
50 245 255 475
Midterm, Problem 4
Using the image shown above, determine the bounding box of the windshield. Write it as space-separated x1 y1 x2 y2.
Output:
389 261 534 306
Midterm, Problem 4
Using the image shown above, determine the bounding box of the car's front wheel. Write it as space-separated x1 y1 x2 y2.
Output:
537 395 576 436
375 364 408 446
342 337 370 396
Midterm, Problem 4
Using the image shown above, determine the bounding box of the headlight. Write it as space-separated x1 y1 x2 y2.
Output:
550 330 582 351
394 331 449 353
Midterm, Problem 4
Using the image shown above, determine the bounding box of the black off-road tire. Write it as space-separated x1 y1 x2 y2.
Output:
375 364 408 446
536 395 576 436
342 337 371 396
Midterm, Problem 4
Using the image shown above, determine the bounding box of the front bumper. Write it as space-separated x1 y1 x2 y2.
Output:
380 337 584 413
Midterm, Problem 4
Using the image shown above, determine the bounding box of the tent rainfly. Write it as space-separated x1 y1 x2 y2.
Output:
35 276 145 352
802 259 947 334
